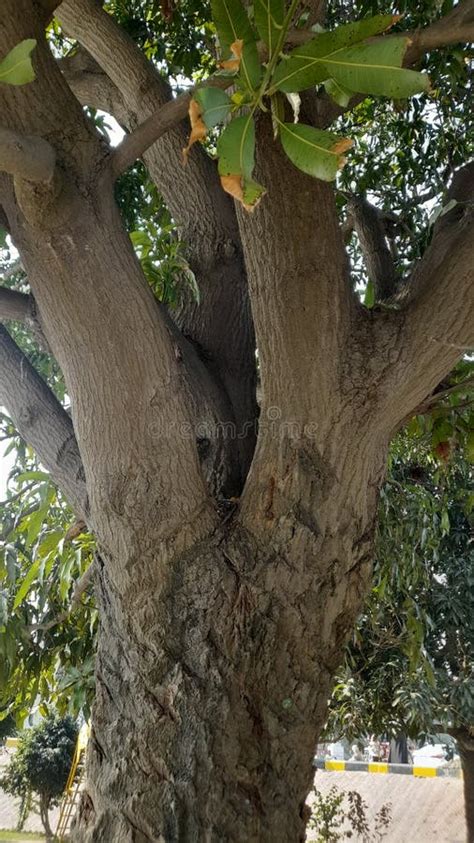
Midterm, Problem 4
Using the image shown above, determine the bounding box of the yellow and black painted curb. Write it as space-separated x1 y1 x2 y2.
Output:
314 758 461 778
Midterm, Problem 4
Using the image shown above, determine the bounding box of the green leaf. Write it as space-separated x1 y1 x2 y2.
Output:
466 430 474 464
211 0 255 55
217 114 256 180
323 39 430 99
254 0 284 57
364 278 375 308
15 470 50 485
239 40 262 93
0 39 37 86
242 179 266 206
279 123 351 181
36 531 63 561
324 77 352 107
21 505 49 548
193 87 232 128
271 14 401 92
211 0 261 91
217 116 266 208
13 559 40 610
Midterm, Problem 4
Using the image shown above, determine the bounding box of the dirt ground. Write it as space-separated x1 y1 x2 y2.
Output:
308 769 465 842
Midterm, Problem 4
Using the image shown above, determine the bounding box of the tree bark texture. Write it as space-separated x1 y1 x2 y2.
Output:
0 2 473 841
450 727 474 843
460 741 474 843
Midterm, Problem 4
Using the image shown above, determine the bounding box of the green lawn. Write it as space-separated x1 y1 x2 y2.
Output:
0 832 45 841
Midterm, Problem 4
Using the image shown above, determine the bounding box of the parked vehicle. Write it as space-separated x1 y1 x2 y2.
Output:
412 743 450 767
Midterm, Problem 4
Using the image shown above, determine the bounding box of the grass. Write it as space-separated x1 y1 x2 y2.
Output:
0 832 45 841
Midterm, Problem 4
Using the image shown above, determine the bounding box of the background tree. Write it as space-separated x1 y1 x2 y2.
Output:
0 0 472 839
328 427 473 838
0 714 78 840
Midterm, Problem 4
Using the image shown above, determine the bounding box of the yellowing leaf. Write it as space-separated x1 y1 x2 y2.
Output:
221 173 245 201
217 116 266 209
182 99 207 163
331 138 353 155
220 174 265 211
220 39 243 70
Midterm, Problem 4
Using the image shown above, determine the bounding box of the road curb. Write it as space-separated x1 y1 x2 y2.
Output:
313 759 462 778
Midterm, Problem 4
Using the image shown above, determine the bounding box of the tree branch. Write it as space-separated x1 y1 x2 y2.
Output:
346 195 397 301
375 162 474 426
57 0 259 482
405 0 474 64
27 558 95 633
110 77 230 178
40 0 61 14
0 326 88 519
0 128 56 183
0 287 32 322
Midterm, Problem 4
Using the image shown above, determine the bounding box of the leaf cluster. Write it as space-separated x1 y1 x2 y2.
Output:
183 3 430 208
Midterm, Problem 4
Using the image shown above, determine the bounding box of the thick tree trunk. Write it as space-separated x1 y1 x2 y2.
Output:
451 728 474 843
461 745 474 843
72 514 379 843
0 6 472 843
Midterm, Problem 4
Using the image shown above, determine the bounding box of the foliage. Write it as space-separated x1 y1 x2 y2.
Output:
309 786 391 842
0 715 77 836
182 4 431 207
327 426 474 740
0 431 97 724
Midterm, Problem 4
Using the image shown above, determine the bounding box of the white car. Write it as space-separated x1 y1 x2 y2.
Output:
412 743 448 768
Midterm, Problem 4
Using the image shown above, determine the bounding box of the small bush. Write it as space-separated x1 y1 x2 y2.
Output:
309 785 392 842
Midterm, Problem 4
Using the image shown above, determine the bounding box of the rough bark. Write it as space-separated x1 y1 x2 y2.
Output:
0 287 32 322
0 3 472 842
450 727 474 843
73 476 384 843
57 0 258 483
69 117 391 842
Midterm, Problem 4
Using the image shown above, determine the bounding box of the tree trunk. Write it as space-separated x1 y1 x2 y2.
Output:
451 728 474 843
461 745 474 843
0 5 472 843
72 510 380 842
40 793 54 841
